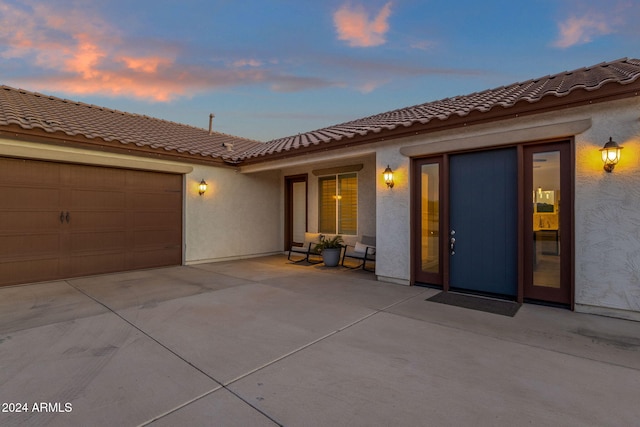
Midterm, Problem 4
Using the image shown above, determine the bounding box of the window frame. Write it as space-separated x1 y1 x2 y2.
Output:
318 172 358 236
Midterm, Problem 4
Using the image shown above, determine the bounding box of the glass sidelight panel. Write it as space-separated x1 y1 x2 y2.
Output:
292 181 306 243
532 151 561 288
420 163 440 274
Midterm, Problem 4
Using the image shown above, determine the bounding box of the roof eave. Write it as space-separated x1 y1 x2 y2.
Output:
238 81 640 165
0 125 234 168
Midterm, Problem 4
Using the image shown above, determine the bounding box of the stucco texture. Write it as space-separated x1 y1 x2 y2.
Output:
185 165 281 263
574 98 640 318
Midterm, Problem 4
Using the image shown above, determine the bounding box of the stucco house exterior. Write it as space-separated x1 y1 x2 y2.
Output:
1 57 639 321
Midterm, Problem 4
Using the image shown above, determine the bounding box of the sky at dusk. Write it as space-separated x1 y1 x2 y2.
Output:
1 0 639 141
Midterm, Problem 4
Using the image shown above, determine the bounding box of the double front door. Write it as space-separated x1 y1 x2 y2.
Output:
413 142 572 306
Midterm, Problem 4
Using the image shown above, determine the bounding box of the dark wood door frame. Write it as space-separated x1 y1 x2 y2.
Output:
284 174 308 250
411 157 444 287
523 140 574 308
411 139 574 308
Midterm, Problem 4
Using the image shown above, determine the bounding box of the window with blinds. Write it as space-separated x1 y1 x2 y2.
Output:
318 173 357 235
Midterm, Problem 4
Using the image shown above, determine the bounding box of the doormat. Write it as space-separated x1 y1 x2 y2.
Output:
426 292 521 317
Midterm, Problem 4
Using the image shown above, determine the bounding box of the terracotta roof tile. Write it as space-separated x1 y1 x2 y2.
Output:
241 58 640 160
2 58 639 165
0 86 263 163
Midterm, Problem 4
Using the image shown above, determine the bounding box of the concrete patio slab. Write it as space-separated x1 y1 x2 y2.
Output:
1 255 638 426
387 291 640 370
192 258 304 282
148 388 278 427
114 281 391 384
0 281 108 335
69 266 252 311
0 310 218 427
229 311 640 426
258 267 426 311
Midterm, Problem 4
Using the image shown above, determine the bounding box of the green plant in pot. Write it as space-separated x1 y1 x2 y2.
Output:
314 235 344 267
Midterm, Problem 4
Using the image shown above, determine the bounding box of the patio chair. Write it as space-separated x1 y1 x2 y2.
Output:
341 235 376 271
287 232 323 264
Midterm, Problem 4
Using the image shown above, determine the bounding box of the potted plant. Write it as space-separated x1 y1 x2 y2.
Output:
314 235 344 267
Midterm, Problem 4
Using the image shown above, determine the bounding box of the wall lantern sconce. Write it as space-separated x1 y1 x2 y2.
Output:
600 137 623 173
383 165 395 188
198 179 208 196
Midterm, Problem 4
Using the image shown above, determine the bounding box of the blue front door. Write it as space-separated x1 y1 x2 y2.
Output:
449 148 518 297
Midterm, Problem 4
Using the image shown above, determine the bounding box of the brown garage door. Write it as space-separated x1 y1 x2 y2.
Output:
0 157 182 287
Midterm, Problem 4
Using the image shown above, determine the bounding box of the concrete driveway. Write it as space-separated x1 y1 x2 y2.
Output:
1 255 639 427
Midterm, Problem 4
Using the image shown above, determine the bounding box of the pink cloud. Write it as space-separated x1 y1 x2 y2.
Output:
553 14 612 48
232 59 263 68
65 34 107 79
121 56 173 74
0 3 186 101
0 2 300 101
0 2 340 100
333 2 393 47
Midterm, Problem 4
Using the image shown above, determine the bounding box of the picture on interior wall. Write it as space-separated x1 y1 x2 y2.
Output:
535 189 555 213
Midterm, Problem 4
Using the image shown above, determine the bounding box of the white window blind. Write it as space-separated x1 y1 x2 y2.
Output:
318 173 357 235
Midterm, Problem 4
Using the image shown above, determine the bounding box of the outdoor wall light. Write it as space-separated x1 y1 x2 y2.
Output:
198 179 208 196
600 137 623 173
383 165 394 188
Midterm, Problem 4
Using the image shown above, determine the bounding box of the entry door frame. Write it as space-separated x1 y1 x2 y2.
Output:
284 174 308 249
523 140 574 308
411 138 574 308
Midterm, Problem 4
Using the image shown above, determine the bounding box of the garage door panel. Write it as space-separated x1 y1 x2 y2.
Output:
68 252 126 277
66 164 126 189
71 189 126 209
70 211 127 229
0 211 62 231
70 231 126 252
0 187 61 209
132 211 181 228
0 158 60 184
128 192 181 210
0 158 183 287
0 258 60 286
129 248 181 269
126 170 182 191
0 233 60 257
133 229 181 248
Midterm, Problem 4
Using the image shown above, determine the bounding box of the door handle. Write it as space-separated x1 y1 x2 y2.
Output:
65 212 70 223
450 230 456 255
60 211 65 223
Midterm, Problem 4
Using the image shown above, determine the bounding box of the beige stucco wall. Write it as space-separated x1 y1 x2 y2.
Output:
573 97 640 320
185 165 281 263
376 145 411 284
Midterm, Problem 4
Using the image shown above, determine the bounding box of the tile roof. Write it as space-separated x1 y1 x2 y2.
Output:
240 57 640 161
1 58 639 165
0 86 263 163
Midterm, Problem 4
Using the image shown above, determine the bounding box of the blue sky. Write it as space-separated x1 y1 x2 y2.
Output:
1 0 638 141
